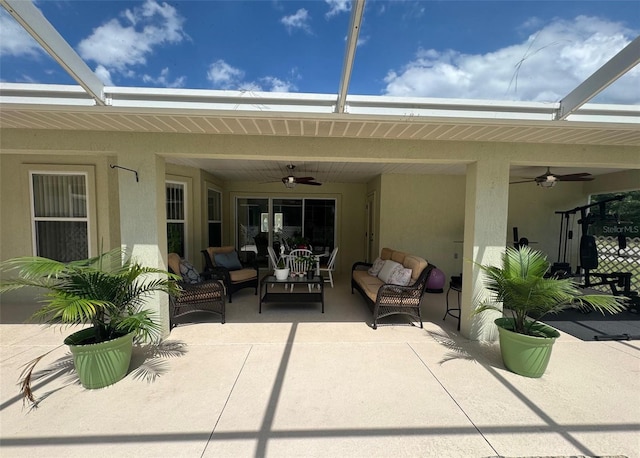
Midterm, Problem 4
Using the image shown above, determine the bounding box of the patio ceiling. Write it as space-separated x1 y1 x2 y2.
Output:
164 158 628 185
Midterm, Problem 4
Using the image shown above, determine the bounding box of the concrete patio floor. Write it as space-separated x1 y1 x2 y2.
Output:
1 273 639 458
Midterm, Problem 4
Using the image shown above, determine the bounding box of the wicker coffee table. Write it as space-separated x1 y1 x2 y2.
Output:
259 275 324 313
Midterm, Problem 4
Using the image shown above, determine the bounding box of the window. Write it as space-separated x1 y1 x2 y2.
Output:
31 172 89 262
207 187 222 246
166 181 186 256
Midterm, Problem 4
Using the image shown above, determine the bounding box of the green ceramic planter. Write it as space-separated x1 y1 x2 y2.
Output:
64 328 134 389
495 317 560 378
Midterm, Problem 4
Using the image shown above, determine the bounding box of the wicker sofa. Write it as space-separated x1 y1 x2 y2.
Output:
352 248 434 329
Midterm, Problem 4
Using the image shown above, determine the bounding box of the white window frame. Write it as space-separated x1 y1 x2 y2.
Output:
29 170 91 259
207 186 222 246
166 180 188 255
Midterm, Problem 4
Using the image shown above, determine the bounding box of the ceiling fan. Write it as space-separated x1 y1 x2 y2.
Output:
510 167 594 188
281 164 322 188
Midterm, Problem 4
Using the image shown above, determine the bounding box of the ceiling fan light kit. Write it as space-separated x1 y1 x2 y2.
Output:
283 176 297 188
537 179 557 188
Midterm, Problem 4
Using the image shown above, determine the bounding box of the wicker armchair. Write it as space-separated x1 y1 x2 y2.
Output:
201 246 259 303
167 253 226 327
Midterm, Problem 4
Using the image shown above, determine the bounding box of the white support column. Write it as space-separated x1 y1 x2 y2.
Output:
460 158 510 340
116 152 170 338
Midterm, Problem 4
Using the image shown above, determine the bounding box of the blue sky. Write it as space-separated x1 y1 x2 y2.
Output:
1 0 639 104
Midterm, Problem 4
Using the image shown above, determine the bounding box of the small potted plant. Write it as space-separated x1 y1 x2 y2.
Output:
294 254 316 278
0 248 180 402
475 246 625 378
274 256 289 280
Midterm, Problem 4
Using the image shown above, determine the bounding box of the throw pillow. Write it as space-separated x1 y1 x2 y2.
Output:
214 251 243 270
388 266 412 286
179 259 201 284
377 260 402 284
368 257 386 276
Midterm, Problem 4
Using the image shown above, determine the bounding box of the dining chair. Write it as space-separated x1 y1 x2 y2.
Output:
318 246 339 288
287 249 313 272
267 246 279 269
287 248 314 292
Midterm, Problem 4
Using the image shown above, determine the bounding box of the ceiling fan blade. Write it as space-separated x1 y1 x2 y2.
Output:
555 173 594 181
299 181 322 186
294 177 316 181
509 179 535 184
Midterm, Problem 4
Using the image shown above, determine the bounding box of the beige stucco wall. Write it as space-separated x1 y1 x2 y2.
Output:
584 169 640 195
377 174 466 278
366 175 382 261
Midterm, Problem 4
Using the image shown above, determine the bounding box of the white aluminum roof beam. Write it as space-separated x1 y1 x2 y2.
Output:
1 0 105 106
335 0 365 114
557 35 640 120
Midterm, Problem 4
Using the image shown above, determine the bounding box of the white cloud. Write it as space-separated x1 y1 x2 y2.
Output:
383 16 639 104
206 60 296 93
94 65 113 86
77 0 187 83
142 67 185 88
0 9 43 57
281 9 312 34
261 76 296 92
325 0 350 18
207 60 245 89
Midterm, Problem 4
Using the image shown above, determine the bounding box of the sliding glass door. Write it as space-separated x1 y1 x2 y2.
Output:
272 198 302 253
236 197 336 266
236 198 268 263
304 199 335 255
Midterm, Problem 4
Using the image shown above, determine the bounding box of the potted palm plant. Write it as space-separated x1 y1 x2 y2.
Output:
0 248 180 401
475 246 626 378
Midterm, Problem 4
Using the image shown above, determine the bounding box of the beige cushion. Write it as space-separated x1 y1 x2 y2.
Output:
402 255 428 284
168 253 182 278
229 268 257 283
390 250 407 265
380 247 394 260
353 270 383 303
